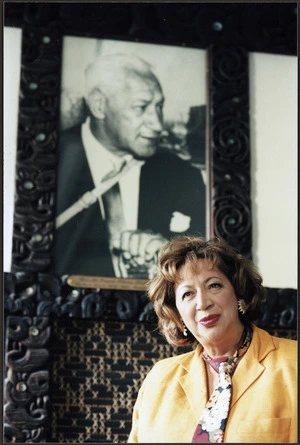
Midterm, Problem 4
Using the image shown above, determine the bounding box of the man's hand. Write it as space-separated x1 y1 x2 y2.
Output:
113 230 168 279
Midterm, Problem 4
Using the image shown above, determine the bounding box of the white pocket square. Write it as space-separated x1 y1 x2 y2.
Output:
169 211 191 233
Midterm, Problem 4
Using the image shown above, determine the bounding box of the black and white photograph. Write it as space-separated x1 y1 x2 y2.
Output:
54 36 207 280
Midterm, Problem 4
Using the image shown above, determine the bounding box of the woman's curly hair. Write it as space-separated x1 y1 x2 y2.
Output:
147 235 266 347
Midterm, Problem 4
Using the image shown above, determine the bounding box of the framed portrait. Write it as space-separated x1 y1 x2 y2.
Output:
3 3 297 444
54 36 207 285
4 3 263 290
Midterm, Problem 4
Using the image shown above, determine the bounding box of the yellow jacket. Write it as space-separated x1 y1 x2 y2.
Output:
128 324 297 443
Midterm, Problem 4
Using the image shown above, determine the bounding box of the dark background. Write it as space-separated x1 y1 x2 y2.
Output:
4 2 297 55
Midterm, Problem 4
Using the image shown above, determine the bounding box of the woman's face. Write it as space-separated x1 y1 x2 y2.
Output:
175 258 244 351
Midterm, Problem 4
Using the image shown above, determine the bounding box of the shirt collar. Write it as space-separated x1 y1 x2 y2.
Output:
82 116 133 185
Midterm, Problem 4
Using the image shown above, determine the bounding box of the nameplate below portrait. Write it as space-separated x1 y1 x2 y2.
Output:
67 275 148 291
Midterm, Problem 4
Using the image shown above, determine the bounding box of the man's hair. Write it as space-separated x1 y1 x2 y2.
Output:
147 235 267 347
84 53 157 99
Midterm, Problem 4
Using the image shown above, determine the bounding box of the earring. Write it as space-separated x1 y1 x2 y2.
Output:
181 320 188 337
238 299 248 315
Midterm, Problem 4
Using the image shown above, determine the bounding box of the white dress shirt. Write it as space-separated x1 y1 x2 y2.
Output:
81 116 143 231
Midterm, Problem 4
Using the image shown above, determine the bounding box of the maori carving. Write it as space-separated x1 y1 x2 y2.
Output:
4 272 297 328
5 4 297 56
7 3 297 274
257 287 297 330
208 44 252 257
4 316 50 443
4 272 148 321
12 5 62 273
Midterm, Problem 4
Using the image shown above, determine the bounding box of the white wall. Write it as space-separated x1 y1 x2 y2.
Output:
3 27 298 289
3 27 22 272
249 52 297 289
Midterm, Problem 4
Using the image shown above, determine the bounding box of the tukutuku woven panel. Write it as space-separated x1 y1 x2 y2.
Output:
48 318 193 443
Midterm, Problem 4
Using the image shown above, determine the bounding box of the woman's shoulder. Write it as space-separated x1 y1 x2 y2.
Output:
253 324 297 357
270 332 297 352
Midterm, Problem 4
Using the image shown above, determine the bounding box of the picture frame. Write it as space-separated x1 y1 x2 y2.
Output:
54 35 208 283
7 2 265 284
4 2 297 443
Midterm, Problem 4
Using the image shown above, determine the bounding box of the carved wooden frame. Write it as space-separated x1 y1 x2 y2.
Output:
4 3 297 443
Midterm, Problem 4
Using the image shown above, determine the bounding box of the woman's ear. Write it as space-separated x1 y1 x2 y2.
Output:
86 87 106 119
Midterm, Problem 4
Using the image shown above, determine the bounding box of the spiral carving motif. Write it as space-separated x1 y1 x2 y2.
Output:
213 187 251 257
208 44 251 256
213 117 250 165
212 45 248 84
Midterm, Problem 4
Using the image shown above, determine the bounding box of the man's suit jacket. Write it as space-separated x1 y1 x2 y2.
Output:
128 324 297 443
54 124 206 276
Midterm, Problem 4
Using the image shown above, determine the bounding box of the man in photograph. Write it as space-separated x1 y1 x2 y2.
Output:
54 53 206 278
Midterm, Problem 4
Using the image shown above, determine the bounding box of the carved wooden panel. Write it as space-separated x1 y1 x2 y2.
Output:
208 44 251 256
4 315 50 442
12 12 62 272
5 2 297 273
4 273 297 327
4 272 152 322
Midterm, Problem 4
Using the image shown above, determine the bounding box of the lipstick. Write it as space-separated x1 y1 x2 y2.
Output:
199 314 220 327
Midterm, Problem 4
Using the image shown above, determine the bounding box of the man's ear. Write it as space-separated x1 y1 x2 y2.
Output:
86 88 106 119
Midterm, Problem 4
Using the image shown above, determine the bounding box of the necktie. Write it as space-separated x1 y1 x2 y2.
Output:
192 326 252 443
102 182 127 276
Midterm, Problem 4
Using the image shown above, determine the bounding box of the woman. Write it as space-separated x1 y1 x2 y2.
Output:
128 236 297 443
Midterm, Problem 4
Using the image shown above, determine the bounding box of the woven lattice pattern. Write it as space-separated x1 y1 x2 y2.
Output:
48 319 296 443
49 318 192 443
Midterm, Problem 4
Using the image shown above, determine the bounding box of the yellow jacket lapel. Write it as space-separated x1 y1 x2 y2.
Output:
231 324 276 407
178 344 208 421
